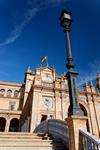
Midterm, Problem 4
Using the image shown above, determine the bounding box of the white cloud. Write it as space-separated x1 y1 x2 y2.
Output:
78 61 100 86
0 7 38 47
78 74 96 87
0 0 68 47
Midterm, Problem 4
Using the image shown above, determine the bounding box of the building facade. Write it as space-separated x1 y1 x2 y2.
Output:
0 66 100 138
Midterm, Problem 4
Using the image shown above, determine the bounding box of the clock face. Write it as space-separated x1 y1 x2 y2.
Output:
42 96 53 108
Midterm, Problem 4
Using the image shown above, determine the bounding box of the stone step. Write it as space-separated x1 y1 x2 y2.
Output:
0 133 65 150
0 132 44 139
0 132 38 136
0 135 42 139
0 141 64 148
0 141 52 145
0 138 52 142
0 143 52 150
0 135 53 147
0 132 53 145
0 136 55 148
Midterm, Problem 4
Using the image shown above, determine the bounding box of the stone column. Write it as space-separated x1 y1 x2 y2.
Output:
61 92 66 120
25 119 28 132
54 92 59 119
87 95 99 138
67 116 87 150
21 122 25 132
23 122 26 132
5 116 10 132
37 93 42 125
23 120 28 132
27 116 31 132
93 98 100 136
30 91 39 132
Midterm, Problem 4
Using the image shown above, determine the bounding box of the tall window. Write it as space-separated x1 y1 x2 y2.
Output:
0 89 5 97
14 90 19 98
7 90 12 97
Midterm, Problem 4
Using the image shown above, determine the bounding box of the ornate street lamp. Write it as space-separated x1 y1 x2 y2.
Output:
60 10 83 116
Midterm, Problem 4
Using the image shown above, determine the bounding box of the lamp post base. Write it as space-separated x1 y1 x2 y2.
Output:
66 115 88 150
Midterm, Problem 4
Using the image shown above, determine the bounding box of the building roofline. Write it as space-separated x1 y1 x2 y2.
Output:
36 66 56 72
0 81 22 87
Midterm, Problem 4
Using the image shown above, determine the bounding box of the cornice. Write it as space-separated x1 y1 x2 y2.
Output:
0 81 22 87
0 110 22 114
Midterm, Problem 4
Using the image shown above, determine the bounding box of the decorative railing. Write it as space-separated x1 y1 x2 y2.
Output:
79 128 100 150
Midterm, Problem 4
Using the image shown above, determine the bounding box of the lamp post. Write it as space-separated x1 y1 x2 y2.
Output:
60 10 83 116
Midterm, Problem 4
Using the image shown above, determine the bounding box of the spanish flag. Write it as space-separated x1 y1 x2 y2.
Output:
41 56 47 62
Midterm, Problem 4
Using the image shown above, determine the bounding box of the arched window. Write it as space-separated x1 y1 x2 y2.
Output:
0 117 6 132
14 90 19 98
7 89 12 97
9 118 19 132
0 89 5 97
80 104 87 116
80 104 90 132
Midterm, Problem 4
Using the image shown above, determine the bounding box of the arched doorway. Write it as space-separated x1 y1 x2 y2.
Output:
0 117 6 132
9 118 19 132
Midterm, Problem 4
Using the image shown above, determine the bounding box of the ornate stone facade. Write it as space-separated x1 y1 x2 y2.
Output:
0 65 100 138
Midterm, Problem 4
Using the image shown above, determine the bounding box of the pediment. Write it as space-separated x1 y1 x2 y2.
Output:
36 66 56 76
42 66 54 73
43 68 52 72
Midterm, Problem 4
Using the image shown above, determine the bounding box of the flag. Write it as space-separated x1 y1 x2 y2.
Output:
41 56 47 62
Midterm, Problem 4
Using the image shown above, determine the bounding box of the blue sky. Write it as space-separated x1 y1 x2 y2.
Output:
0 0 100 86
